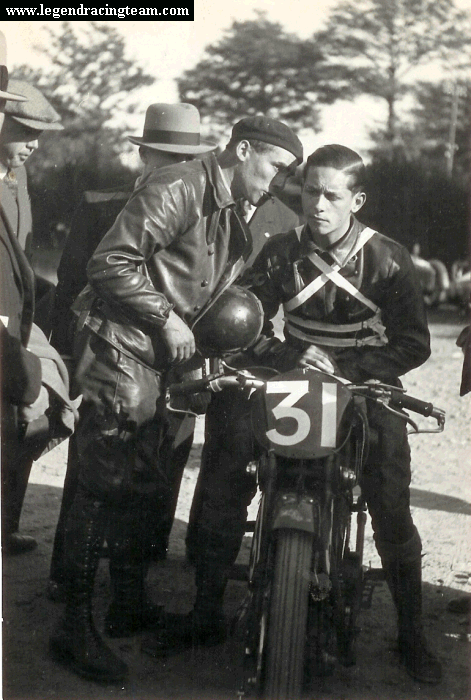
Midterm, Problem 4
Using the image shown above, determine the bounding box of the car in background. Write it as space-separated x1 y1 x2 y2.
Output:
411 245 450 307
448 260 471 310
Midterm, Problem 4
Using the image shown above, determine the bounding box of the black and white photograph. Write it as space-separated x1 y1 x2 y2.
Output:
1 5 470 698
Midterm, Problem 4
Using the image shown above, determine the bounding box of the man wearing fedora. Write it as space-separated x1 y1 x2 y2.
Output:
49 109 302 683
47 103 299 600
47 103 215 602
0 73 73 556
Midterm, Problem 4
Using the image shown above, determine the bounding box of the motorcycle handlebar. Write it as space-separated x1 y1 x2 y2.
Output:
167 372 445 427
389 389 436 418
166 377 215 397
167 373 264 399
356 382 445 426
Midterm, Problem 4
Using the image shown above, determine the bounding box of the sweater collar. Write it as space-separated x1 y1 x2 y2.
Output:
299 216 365 266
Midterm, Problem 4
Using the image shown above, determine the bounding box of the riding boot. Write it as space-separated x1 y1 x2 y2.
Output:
104 506 163 637
47 437 80 602
378 530 442 684
141 527 237 657
105 561 163 637
49 486 128 683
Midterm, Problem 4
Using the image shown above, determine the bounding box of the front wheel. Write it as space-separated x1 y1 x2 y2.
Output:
264 529 313 700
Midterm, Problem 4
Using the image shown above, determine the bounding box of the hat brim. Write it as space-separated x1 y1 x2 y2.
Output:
0 89 27 101
128 135 217 154
9 114 64 131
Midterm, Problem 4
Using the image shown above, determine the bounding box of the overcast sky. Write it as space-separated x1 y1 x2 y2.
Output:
4 0 471 159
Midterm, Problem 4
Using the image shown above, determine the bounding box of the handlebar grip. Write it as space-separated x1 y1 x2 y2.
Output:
390 389 435 417
167 377 211 397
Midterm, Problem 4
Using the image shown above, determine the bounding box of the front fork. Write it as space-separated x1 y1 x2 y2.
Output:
238 452 366 695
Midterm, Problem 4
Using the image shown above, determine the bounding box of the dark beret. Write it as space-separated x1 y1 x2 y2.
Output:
231 116 303 163
4 80 63 131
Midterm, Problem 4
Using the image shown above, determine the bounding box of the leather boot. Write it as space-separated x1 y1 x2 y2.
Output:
379 531 442 684
49 487 128 683
104 506 163 638
105 562 163 637
48 437 80 602
141 528 234 657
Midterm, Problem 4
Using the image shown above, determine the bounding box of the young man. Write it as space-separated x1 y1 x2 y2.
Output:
49 114 302 683
257 145 441 684
156 144 441 684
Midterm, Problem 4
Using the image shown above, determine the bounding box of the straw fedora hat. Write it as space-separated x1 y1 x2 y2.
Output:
0 32 26 101
128 103 217 154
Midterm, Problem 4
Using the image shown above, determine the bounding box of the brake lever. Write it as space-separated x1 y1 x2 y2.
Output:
378 398 445 434
377 399 420 433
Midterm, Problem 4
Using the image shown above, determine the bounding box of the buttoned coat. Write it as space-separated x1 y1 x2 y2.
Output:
0 174 41 407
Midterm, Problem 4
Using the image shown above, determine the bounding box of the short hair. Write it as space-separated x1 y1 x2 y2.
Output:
226 136 278 155
304 144 366 192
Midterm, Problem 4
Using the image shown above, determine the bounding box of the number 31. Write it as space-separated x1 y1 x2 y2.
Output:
265 380 337 447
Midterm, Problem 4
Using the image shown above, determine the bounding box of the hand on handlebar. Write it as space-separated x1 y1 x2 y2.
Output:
160 310 196 364
298 344 340 376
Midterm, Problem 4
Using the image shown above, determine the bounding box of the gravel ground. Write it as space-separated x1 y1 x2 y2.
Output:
2 305 470 700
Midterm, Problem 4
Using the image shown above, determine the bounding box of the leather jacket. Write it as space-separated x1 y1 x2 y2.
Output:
73 154 253 371
246 217 431 383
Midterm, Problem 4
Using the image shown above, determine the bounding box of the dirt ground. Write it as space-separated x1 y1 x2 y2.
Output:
2 305 471 700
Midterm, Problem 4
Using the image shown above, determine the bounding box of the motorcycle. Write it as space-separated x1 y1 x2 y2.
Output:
167 365 445 700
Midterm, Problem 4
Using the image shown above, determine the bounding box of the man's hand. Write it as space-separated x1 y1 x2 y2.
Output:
160 310 196 364
18 385 50 423
298 344 339 375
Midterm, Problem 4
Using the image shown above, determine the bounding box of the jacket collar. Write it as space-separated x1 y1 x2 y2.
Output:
202 152 235 209
299 216 365 266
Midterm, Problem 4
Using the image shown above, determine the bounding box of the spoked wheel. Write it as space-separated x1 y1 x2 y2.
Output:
264 529 313 700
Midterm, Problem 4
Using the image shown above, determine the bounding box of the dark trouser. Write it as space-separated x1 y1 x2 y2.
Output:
1 400 49 537
2 451 36 536
188 389 258 611
50 329 194 585
57 332 174 608
50 417 193 585
189 389 419 611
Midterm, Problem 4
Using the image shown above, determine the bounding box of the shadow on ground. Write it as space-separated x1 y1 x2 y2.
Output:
410 488 471 516
2 482 470 700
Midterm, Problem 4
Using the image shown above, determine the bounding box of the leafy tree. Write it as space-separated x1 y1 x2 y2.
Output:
12 22 155 244
315 0 471 146
177 13 336 133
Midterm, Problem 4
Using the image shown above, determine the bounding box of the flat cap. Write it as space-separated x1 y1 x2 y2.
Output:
4 80 63 131
231 116 303 163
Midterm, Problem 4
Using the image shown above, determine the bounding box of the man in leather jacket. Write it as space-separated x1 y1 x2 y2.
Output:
47 104 212 603
49 114 302 683
152 145 441 685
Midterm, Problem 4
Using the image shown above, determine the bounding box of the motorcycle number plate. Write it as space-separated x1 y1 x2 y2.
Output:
251 368 352 459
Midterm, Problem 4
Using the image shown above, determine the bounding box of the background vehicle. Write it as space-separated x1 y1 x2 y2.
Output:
410 245 450 307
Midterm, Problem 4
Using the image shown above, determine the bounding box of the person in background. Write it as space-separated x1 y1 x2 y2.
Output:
446 321 471 615
0 52 78 555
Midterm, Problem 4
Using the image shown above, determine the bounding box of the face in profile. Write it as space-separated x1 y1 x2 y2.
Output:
0 117 42 169
302 165 365 245
233 142 297 206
